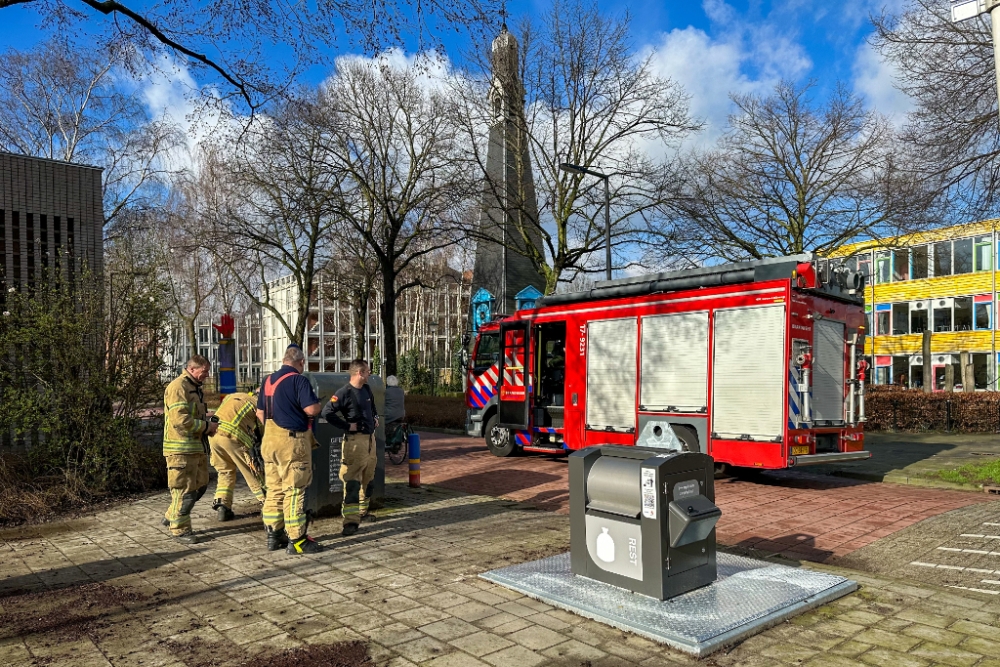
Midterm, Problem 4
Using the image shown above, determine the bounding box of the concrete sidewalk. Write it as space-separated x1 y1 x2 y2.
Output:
3 482 1000 667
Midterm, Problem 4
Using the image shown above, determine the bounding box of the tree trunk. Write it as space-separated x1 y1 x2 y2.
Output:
186 318 198 361
381 266 398 376
961 350 975 392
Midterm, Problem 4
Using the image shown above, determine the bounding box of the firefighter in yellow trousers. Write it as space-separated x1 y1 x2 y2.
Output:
162 356 217 544
256 345 323 554
322 359 378 537
209 392 266 521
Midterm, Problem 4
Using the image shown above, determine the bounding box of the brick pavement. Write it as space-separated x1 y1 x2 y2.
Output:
388 432 989 563
3 481 1000 667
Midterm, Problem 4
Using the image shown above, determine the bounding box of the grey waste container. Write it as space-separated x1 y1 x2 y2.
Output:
303 373 385 517
569 445 721 600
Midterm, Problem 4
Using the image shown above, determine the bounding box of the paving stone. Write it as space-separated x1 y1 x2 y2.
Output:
760 641 819 662
394 636 454 663
895 608 957 629
909 642 983 667
858 648 928 667
480 644 548 667
448 631 515 657
506 625 567 651
802 655 867 667
423 653 490 667
900 623 966 647
447 601 497 622
852 627 921 652
828 639 871 658
541 638 608 662
958 635 1000 658
948 618 1000 640
419 617 481 642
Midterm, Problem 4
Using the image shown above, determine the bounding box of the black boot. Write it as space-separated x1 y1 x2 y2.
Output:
286 535 322 554
213 499 235 522
266 526 289 551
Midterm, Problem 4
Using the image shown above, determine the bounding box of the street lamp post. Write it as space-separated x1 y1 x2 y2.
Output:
559 162 612 281
428 321 439 396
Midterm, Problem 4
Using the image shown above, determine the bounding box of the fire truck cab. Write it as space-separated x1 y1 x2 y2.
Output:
465 254 871 472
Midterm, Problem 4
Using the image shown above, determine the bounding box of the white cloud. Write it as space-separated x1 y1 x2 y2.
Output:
852 41 914 127
644 1 812 148
138 53 241 173
328 48 456 94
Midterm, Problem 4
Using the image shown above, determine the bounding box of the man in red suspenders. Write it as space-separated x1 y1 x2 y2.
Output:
255 345 323 554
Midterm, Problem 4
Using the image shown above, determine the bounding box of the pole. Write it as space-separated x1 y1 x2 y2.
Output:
408 432 421 488
603 176 611 281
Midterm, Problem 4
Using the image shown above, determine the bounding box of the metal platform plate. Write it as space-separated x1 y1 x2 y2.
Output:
480 552 856 657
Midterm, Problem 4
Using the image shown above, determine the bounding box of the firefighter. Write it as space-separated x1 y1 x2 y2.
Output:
162 355 217 544
256 345 323 554
209 390 266 521
322 359 379 536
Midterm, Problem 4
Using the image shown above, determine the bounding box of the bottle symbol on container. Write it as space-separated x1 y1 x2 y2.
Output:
596 527 615 563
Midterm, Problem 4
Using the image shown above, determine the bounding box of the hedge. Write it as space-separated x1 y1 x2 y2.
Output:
865 385 1000 433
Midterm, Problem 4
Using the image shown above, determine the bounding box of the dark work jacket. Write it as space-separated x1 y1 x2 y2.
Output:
322 383 378 434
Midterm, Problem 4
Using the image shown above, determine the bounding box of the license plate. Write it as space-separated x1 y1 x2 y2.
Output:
791 445 810 456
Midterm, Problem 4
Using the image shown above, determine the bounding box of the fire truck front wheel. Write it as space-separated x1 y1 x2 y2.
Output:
484 415 516 457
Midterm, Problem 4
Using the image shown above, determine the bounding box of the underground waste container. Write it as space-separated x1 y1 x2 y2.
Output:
302 372 386 518
569 445 721 600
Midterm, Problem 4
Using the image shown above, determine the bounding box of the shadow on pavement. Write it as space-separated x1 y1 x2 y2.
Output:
0 550 195 597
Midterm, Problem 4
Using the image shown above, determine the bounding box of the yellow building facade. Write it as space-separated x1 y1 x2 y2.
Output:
835 220 999 390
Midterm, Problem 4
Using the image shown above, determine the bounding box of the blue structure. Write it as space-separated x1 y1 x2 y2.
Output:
515 285 543 311
472 288 496 332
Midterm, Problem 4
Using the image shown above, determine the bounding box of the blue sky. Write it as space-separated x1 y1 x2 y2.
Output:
0 0 912 141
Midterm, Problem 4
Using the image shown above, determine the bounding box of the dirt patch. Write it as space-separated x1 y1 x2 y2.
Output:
162 636 373 667
247 642 373 667
0 581 147 642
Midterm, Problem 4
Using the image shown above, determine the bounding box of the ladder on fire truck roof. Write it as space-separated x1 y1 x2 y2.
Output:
536 253 863 308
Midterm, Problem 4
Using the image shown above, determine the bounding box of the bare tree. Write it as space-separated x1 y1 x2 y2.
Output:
214 97 341 347
872 0 998 214
670 81 939 262
452 0 698 293
319 57 473 375
0 38 182 228
0 0 500 114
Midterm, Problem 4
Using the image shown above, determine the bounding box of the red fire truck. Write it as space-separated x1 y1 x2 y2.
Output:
465 254 872 472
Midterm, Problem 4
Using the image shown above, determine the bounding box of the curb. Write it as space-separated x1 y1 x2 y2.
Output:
830 469 985 493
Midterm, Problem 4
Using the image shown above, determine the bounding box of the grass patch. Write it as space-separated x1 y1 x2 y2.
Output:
931 459 1000 486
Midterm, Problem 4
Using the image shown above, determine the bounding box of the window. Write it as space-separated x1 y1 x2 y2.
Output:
199 328 209 344
875 251 891 284
876 310 891 335
953 237 974 274
911 302 929 334
876 366 891 385
911 246 929 279
975 297 993 330
893 249 909 281
933 300 953 332
856 254 872 280
974 353 990 390
892 303 909 334
473 332 500 372
954 297 973 331
865 309 872 335
934 241 952 276
975 235 993 272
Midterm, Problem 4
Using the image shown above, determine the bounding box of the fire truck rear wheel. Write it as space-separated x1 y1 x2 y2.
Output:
672 425 700 453
485 415 516 457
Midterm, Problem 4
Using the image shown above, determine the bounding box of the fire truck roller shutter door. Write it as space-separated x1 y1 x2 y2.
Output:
813 319 846 423
640 311 709 412
712 305 785 440
587 318 638 432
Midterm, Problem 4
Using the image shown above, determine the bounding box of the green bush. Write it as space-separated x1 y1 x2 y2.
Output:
0 270 168 524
